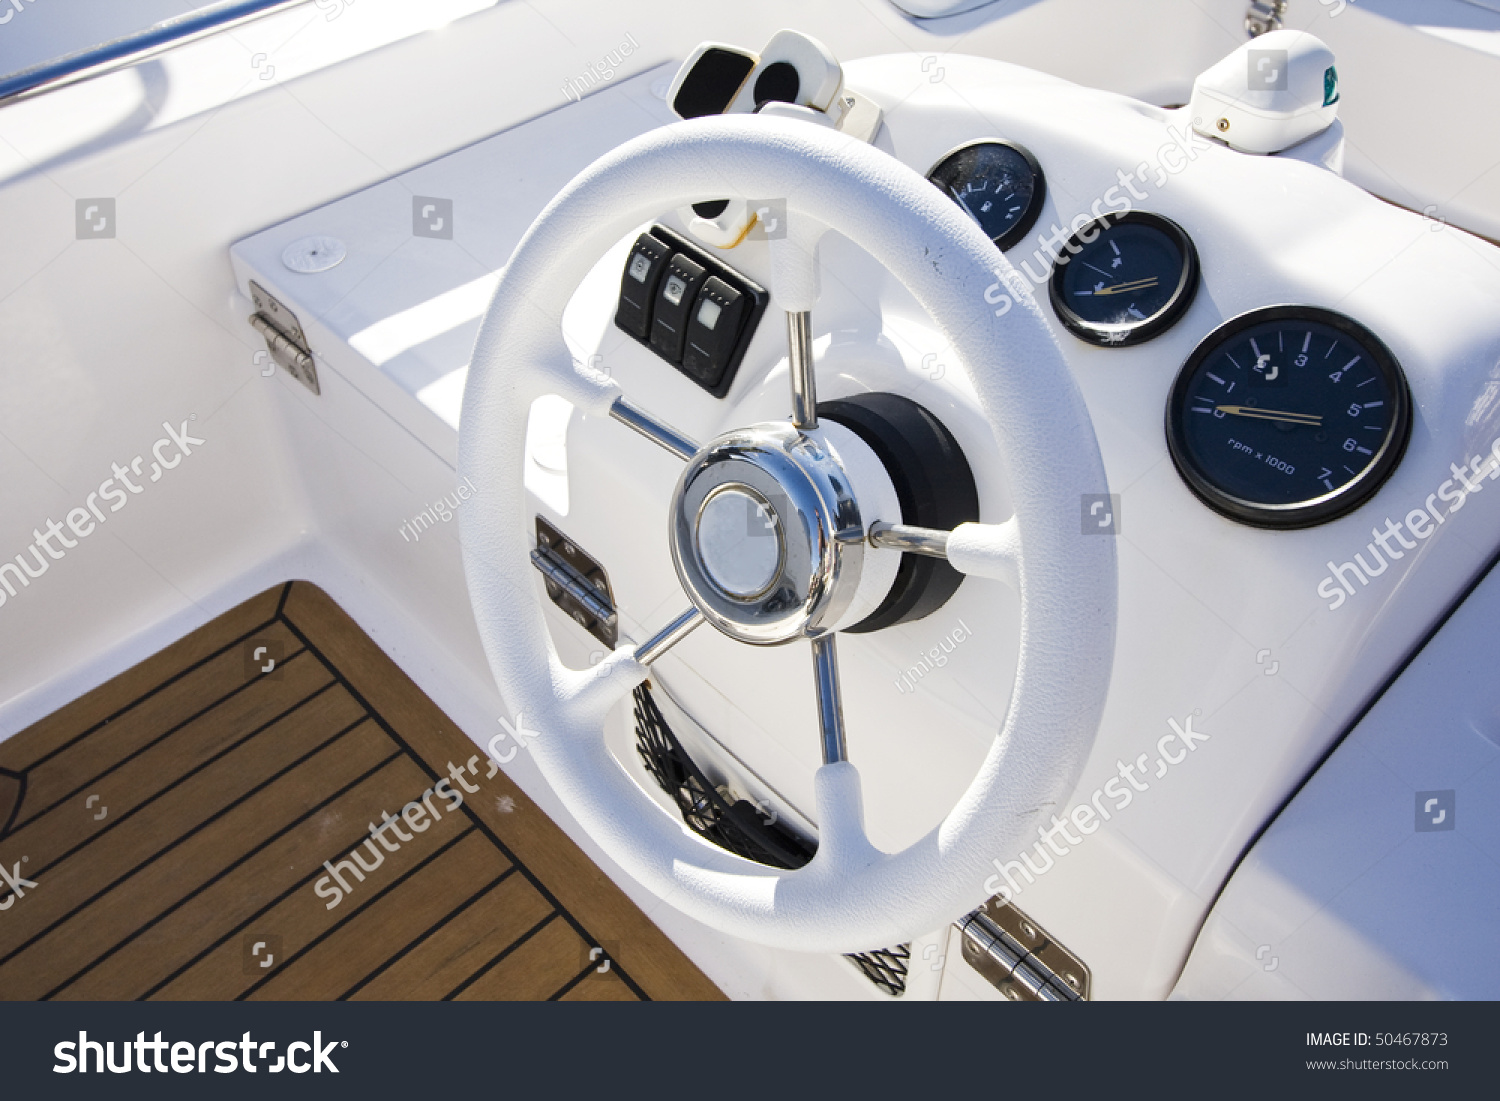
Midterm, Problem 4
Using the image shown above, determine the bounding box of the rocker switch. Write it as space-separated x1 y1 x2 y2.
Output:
681 276 746 389
615 234 671 340
649 252 708 364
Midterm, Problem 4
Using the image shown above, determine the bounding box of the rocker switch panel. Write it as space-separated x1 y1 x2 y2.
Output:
681 276 746 390
615 234 670 340
613 224 768 398
649 252 708 364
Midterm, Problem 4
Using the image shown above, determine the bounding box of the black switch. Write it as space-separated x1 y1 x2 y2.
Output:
615 234 670 340
649 253 708 364
681 276 747 389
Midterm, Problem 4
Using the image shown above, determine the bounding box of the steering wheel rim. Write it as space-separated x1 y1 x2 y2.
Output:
459 113 1117 953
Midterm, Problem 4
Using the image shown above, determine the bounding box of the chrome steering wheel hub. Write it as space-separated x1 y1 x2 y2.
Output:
670 419 899 646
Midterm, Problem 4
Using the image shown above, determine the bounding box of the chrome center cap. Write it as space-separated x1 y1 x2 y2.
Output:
670 421 872 646
695 484 783 600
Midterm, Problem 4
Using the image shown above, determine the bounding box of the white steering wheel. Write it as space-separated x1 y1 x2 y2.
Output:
459 113 1117 953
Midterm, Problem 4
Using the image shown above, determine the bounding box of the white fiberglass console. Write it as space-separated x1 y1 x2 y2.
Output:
232 34 1500 999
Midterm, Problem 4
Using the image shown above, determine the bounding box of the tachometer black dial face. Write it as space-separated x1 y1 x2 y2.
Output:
1166 306 1411 529
1050 211 1199 346
926 141 1045 252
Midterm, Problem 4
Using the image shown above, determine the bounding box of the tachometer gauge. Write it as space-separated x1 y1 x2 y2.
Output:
926 141 1045 252
1166 305 1412 529
1050 211 1199 346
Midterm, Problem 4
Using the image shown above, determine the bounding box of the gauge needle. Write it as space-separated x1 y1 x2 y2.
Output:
1092 277 1159 296
1216 405 1323 426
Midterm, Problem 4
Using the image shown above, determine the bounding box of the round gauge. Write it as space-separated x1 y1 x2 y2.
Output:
1166 305 1412 529
1049 211 1199 346
926 141 1045 252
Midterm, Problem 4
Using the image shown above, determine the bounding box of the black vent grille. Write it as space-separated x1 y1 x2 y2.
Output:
634 684 814 870
632 683 910 995
844 945 911 998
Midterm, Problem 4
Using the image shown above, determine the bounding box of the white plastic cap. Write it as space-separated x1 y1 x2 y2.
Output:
1189 30 1341 155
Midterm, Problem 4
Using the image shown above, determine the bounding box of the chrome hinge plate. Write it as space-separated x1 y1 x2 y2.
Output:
249 280 320 395
1245 0 1288 37
956 897 1091 1001
532 516 618 648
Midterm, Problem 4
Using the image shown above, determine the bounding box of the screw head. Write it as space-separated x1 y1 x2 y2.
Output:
1216 117 1231 132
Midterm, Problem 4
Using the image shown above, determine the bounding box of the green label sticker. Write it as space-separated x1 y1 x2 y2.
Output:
1323 65 1340 107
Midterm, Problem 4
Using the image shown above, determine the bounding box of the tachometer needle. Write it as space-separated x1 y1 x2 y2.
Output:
1092 277 1159 296
1216 405 1322 426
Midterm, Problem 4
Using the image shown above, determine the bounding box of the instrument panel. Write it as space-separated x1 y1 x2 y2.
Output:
926 137 1410 528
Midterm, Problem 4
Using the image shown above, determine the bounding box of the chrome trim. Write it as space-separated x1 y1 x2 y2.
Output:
811 634 847 764
0 1 309 109
787 311 817 429
609 397 698 461
693 482 785 601
530 548 616 636
635 608 705 666
669 421 868 646
868 521 949 559
1244 0 1287 38
956 899 1090 1001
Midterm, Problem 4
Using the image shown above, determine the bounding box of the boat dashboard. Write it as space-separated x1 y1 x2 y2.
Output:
228 32 1500 999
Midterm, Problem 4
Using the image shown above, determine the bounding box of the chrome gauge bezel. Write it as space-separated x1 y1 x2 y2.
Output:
925 139 1046 253
1165 304 1413 529
1049 210 1200 347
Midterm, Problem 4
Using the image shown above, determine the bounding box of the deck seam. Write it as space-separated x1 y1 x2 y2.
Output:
12 645 318 831
11 606 289 774
39 714 372 1001
336 866 518 1001
277 596 653 1001
235 825 479 1001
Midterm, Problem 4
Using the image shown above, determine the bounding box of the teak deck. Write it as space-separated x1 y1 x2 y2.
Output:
0 583 722 1002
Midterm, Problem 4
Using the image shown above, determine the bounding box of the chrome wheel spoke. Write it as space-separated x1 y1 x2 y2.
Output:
872 518 1022 588
787 310 817 429
811 633 847 764
634 607 705 665
609 396 698 461
867 520 951 559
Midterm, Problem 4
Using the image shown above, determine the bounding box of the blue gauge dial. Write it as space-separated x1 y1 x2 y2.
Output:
1167 306 1411 528
926 141 1045 252
1050 211 1199 346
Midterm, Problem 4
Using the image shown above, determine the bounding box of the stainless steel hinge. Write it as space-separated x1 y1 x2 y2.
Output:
249 280 320 395
531 516 618 648
1245 0 1288 37
956 897 1091 1001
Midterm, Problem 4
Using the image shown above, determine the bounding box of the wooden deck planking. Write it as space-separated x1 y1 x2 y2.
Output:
0 582 721 1002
